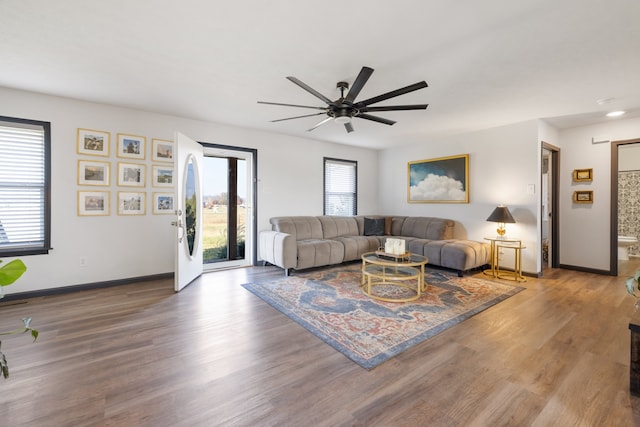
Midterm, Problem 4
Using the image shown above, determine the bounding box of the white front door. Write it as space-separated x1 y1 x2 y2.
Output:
174 132 203 292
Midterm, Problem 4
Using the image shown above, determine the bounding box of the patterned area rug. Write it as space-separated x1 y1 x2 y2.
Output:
243 264 523 369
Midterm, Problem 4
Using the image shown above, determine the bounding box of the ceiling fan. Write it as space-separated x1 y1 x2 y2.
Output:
258 66 428 133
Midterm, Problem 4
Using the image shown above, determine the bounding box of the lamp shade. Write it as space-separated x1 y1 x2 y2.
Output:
486 206 515 223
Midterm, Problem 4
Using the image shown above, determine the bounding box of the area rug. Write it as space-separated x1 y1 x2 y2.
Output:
242 264 523 369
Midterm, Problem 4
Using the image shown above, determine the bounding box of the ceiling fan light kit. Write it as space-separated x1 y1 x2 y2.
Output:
258 66 429 133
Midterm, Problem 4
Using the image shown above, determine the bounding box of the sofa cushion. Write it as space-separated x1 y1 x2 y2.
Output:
317 216 359 239
330 235 381 261
400 217 454 240
296 239 344 269
364 217 385 236
270 216 324 241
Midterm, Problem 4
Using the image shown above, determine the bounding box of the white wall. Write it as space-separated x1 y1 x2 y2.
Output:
558 116 640 271
0 87 379 295
378 120 541 274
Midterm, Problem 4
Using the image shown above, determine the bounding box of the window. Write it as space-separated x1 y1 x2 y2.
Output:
323 157 357 216
0 116 51 256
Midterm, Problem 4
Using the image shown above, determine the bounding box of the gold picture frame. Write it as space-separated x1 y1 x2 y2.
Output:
151 138 174 162
78 160 110 186
152 192 175 214
573 190 593 204
77 128 110 157
116 133 146 159
117 162 146 187
408 154 469 203
78 191 110 216
573 168 593 182
152 165 174 187
117 191 146 215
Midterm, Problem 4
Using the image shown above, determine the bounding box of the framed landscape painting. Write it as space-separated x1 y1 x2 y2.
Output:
151 138 173 162
118 191 146 215
78 191 110 216
117 162 146 187
408 154 469 203
153 192 174 214
77 128 109 156
78 160 110 186
152 165 174 187
117 133 146 159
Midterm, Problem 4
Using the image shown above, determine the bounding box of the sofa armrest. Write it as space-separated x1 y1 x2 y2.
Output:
259 230 297 269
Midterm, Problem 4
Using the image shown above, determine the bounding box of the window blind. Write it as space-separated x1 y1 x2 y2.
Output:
324 157 357 216
0 118 50 255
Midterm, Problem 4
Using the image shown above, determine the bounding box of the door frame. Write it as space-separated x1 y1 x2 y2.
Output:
201 142 258 269
611 138 640 276
541 141 560 270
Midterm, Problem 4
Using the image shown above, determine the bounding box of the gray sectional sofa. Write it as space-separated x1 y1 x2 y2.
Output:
259 216 491 276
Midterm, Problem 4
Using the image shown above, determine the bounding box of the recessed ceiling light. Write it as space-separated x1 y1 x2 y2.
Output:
606 110 626 117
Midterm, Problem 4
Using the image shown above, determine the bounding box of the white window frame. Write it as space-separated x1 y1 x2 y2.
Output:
323 157 357 216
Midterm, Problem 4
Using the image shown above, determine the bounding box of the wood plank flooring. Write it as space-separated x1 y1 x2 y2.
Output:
1 261 640 426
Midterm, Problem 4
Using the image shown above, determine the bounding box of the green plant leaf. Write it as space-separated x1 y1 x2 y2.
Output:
0 259 27 287
626 277 638 297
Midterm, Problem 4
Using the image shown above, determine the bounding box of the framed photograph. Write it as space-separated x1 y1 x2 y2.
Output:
153 192 175 214
78 160 110 186
151 138 174 162
78 191 110 216
152 165 174 187
117 191 146 215
117 162 146 187
408 154 469 203
77 128 110 156
573 168 593 182
116 133 146 159
574 190 594 204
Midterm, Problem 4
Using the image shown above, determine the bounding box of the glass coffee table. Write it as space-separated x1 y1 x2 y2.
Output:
361 252 429 302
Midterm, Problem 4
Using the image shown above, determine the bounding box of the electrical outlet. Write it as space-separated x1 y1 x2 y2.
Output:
80 257 87 267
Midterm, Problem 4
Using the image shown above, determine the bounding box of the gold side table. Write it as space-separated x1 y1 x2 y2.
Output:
484 237 526 282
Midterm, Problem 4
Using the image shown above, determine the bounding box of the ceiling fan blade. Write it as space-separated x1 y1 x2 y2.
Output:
307 116 333 132
286 76 334 105
344 122 354 133
360 104 429 112
356 81 428 107
258 101 326 110
344 66 374 103
271 112 326 122
357 113 396 126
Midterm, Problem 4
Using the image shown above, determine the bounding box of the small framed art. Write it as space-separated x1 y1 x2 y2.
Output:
152 165 174 187
573 190 593 204
118 191 146 215
151 138 173 162
117 133 146 159
117 162 146 187
78 191 110 216
153 192 174 214
78 160 110 186
573 168 593 182
77 128 110 156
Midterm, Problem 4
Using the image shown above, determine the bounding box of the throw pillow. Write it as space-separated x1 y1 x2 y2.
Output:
364 217 385 236
384 217 392 235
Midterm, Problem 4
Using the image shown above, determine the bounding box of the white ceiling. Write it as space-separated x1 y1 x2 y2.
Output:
1 0 639 149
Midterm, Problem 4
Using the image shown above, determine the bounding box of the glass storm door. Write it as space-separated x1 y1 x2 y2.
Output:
202 146 253 270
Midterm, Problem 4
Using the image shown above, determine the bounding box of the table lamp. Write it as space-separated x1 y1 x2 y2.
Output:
487 205 515 238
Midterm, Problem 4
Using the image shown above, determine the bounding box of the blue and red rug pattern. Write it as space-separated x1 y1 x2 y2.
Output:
243 265 523 369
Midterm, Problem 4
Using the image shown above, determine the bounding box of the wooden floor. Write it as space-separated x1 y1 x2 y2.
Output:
1 261 640 426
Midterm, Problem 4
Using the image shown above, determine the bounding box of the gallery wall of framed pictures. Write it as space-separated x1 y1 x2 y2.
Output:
76 128 175 216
